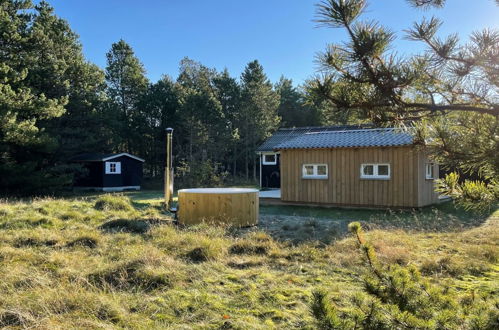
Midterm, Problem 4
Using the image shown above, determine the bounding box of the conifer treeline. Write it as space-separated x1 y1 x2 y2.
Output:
0 1 329 193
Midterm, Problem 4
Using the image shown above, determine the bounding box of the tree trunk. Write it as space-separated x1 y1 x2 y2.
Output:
233 142 237 178
189 124 193 164
252 139 257 182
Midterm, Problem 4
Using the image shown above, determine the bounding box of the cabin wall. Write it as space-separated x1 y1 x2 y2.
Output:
280 146 433 208
416 151 440 207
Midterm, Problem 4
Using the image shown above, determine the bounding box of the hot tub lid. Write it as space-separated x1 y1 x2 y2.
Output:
178 188 259 194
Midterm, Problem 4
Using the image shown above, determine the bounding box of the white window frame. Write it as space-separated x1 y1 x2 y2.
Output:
105 161 121 175
360 163 390 180
262 153 277 165
425 163 434 180
302 164 328 179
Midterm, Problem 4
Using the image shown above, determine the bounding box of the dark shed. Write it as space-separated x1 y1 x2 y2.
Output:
70 153 145 191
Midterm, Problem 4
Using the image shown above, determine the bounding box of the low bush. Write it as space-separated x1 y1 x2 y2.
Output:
311 222 499 329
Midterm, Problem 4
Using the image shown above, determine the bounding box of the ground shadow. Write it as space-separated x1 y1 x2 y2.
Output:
99 218 170 234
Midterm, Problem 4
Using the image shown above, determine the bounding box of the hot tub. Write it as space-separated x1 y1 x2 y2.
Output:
177 188 259 227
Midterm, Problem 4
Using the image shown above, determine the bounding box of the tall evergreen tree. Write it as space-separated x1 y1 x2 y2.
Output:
138 76 180 177
105 40 148 154
240 60 280 181
275 76 321 128
213 69 242 177
176 58 221 163
0 0 105 193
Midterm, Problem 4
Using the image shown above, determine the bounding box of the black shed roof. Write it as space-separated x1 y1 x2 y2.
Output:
70 153 145 162
256 125 371 152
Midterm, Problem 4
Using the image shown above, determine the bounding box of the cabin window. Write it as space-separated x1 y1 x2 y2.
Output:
262 154 277 165
105 161 121 174
425 163 434 180
302 164 328 179
360 164 390 179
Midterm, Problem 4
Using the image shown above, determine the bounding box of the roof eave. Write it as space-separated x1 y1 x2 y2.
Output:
102 153 145 162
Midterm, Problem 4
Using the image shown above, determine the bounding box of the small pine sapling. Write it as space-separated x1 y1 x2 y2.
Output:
310 222 499 329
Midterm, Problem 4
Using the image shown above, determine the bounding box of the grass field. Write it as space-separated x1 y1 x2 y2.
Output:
0 191 497 328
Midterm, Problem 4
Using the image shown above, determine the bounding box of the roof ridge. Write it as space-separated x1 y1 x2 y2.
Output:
305 127 401 135
274 128 414 150
277 124 369 131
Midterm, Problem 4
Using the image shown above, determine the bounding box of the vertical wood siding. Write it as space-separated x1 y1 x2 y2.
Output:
280 146 438 208
416 151 440 207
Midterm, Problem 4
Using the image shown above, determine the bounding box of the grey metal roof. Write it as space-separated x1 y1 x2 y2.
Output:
274 128 414 150
256 125 370 152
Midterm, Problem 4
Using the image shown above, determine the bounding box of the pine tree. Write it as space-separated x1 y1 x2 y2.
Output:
0 0 104 193
213 69 243 177
311 222 499 329
138 76 180 177
105 39 149 154
275 76 320 128
240 60 280 181
175 58 230 186
312 0 499 210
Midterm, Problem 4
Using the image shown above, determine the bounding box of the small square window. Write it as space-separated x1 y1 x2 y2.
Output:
317 165 327 176
304 165 314 176
378 165 389 176
105 162 121 174
363 165 374 176
262 154 277 165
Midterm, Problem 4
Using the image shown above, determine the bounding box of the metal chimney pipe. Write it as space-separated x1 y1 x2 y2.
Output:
165 128 174 210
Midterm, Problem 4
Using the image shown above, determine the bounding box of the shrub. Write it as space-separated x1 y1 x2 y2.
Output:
310 222 499 329
436 173 498 213
175 159 228 188
94 195 134 212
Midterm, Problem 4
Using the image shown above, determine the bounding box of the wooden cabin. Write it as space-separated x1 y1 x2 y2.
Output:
71 153 144 192
261 128 439 208
256 125 367 188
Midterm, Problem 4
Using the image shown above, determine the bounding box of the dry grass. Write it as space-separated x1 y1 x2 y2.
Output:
0 193 497 328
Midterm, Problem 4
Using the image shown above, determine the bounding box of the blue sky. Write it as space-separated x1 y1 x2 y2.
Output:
49 0 498 85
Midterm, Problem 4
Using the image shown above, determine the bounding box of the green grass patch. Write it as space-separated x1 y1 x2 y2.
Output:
0 191 496 328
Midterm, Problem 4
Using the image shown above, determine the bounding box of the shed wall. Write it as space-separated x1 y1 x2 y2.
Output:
102 156 143 188
280 146 436 208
